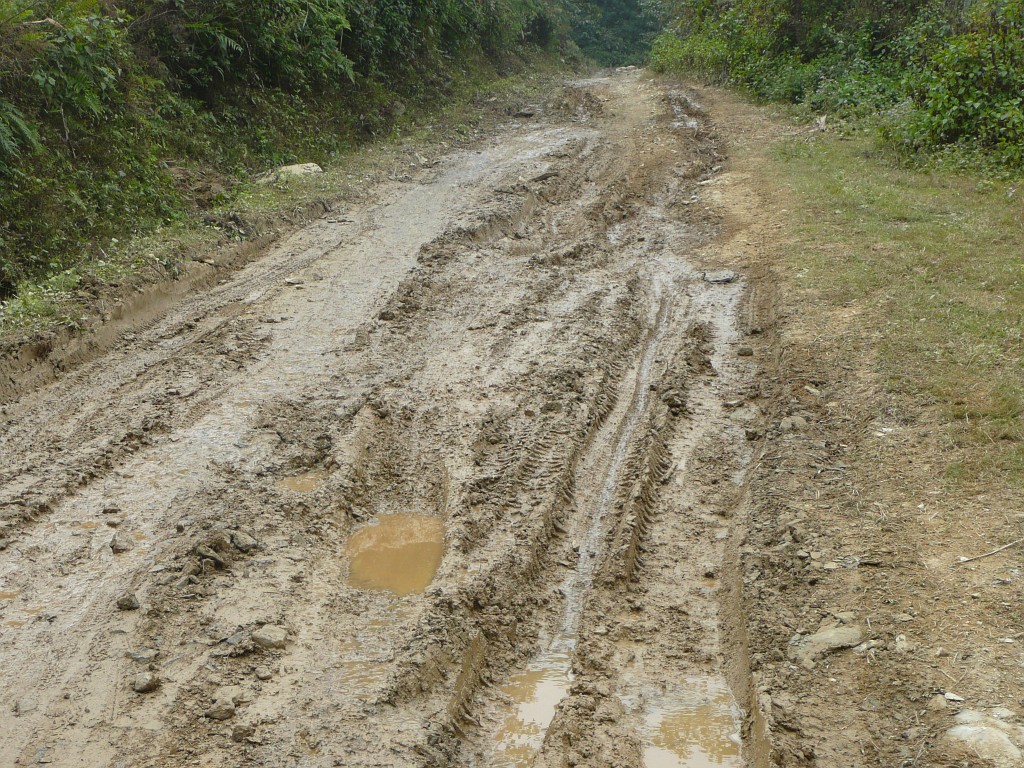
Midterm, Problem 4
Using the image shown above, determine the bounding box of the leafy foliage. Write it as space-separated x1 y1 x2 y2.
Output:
125 0 355 91
0 0 569 297
649 0 1024 172
568 0 660 65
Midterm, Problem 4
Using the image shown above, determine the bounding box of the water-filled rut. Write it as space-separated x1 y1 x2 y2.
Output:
485 284 674 766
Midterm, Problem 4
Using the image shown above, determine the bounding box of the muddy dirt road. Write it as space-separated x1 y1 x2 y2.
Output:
0 70 779 767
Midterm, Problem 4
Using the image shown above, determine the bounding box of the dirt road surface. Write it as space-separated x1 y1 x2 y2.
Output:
2 70 1019 768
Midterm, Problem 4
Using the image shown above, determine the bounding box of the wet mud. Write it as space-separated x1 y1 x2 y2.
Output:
0 71 776 768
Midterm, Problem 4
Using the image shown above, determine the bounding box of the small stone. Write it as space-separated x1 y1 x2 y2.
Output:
265 163 323 182
945 710 1024 766
110 532 134 554
780 415 808 431
231 724 254 742
207 687 241 720
789 625 864 666
126 648 159 663
593 626 609 636
207 699 235 721
928 694 948 712
254 666 274 681
894 613 915 622
945 692 966 702
853 638 885 653
737 346 754 357
894 634 915 653
116 592 140 611
132 672 160 694
251 625 289 650
231 530 258 553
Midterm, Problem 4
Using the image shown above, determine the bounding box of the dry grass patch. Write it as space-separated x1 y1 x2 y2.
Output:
768 135 1024 484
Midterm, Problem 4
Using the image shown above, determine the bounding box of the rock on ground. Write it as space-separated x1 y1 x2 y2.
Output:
945 710 1024 768
788 625 864 667
252 624 289 649
132 672 160 694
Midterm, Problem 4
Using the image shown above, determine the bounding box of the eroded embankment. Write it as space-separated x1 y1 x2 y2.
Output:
0 72 775 768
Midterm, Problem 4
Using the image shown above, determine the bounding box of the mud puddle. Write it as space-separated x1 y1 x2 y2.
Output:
277 469 329 493
491 651 574 767
346 515 445 595
635 677 742 768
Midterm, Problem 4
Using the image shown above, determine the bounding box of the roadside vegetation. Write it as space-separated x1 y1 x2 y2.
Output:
648 0 1024 481
767 132 1024 483
648 0 1024 175
0 0 573 306
568 0 660 65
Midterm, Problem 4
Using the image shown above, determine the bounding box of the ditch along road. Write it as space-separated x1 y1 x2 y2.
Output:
0 70 1010 768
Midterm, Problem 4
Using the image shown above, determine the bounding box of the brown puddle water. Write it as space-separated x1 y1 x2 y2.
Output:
278 469 329 493
338 661 389 693
346 515 444 596
642 677 742 768
491 651 573 767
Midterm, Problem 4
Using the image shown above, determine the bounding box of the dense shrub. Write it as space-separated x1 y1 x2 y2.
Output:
0 0 569 296
912 1 1024 159
125 0 355 92
569 0 660 66
649 0 1024 172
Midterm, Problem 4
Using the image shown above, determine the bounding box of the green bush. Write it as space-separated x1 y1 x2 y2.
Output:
913 0 1024 159
126 0 354 92
650 0 1024 172
0 0 569 297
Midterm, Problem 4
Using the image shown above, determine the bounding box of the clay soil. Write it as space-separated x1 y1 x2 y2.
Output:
1 70 1022 768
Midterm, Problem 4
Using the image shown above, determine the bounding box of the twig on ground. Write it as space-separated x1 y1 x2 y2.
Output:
953 537 1024 566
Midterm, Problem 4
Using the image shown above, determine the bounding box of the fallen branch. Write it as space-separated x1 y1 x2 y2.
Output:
954 537 1024 566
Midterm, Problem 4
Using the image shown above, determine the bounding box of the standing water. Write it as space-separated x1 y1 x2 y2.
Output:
640 677 743 768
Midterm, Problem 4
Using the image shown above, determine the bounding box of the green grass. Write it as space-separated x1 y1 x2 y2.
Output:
768 134 1024 483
